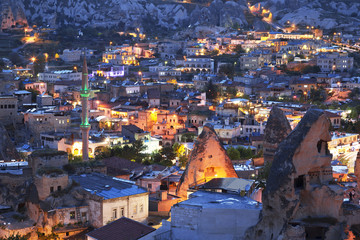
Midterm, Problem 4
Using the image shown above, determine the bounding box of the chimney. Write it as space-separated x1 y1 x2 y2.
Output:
158 191 167 201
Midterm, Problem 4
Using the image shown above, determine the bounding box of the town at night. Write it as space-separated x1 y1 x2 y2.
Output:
1 0 360 239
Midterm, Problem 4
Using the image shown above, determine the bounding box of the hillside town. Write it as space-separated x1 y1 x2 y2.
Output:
1 0 360 239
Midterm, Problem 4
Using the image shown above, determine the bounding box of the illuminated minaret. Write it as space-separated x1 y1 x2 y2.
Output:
80 57 91 161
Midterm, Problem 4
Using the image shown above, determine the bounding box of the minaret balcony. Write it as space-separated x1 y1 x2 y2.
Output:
80 123 91 129
80 89 90 97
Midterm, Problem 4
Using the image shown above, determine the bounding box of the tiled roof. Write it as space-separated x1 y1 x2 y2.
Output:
86 217 155 240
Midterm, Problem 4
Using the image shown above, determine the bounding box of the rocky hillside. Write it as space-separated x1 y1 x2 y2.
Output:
17 0 249 30
2 0 360 32
265 0 360 30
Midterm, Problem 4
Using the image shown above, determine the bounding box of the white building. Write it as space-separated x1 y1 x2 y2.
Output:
38 70 82 83
157 191 261 240
71 173 149 228
184 56 214 72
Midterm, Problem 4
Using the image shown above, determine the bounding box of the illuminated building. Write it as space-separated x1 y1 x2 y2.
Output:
38 70 81 83
316 52 354 72
90 64 128 78
24 81 47 94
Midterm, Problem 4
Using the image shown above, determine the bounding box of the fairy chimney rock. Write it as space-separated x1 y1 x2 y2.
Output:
176 125 238 198
246 109 343 240
263 106 292 164
355 150 360 190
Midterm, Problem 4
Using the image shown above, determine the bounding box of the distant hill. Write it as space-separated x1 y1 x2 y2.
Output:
1 0 360 32
265 0 360 30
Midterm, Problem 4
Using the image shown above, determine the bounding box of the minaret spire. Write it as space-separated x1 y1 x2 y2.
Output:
80 57 91 161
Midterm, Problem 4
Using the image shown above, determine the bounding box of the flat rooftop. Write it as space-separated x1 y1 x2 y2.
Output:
179 191 261 210
331 132 358 140
71 173 147 200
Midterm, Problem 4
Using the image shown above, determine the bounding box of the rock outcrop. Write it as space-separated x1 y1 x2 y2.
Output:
245 109 344 240
266 0 360 30
0 123 20 161
355 150 360 191
263 106 292 164
0 0 27 30
176 125 238 198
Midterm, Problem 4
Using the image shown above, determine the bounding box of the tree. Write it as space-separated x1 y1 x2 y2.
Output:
204 80 219 100
181 132 196 142
150 147 176 166
160 147 176 166
233 45 245 55
27 88 40 102
309 88 327 103
237 146 253 159
225 87 237 98
301 65 321 74
349 88 360 99
173 143 188 168
0 58 5 70
208 49 219 56
173 143 185 157
227 147 240 160
257 161 272 181
218 63 235 78
95 140 148 163
33 55 46 77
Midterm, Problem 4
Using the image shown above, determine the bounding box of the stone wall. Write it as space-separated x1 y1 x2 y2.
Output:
34 174 69 201
29 150 68 174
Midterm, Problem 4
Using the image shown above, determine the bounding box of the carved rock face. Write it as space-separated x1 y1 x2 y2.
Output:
245 109 344 240
176 125 238 198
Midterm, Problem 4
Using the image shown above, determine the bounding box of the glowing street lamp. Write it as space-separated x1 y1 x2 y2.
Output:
31 57 36 63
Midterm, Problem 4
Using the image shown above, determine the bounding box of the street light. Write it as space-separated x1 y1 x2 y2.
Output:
31 57 36 63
